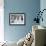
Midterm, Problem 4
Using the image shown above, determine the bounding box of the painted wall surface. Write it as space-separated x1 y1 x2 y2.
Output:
40 0 46 45
40 0 46 27
4 0 40 42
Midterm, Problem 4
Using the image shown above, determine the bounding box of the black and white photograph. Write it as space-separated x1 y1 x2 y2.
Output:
9 13 25 25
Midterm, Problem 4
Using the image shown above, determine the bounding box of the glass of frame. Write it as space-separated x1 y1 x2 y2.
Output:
9 13 26 25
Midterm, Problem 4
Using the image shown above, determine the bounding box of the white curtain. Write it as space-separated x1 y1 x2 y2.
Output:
0 0 4 42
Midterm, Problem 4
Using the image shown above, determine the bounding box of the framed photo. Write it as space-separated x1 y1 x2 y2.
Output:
9 13 26 25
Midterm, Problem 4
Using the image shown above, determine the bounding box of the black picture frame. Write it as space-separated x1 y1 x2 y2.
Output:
9 13 26 25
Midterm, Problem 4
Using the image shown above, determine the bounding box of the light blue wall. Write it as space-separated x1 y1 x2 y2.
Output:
40 0 46 44
40 0 46 27
4 0 40 42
